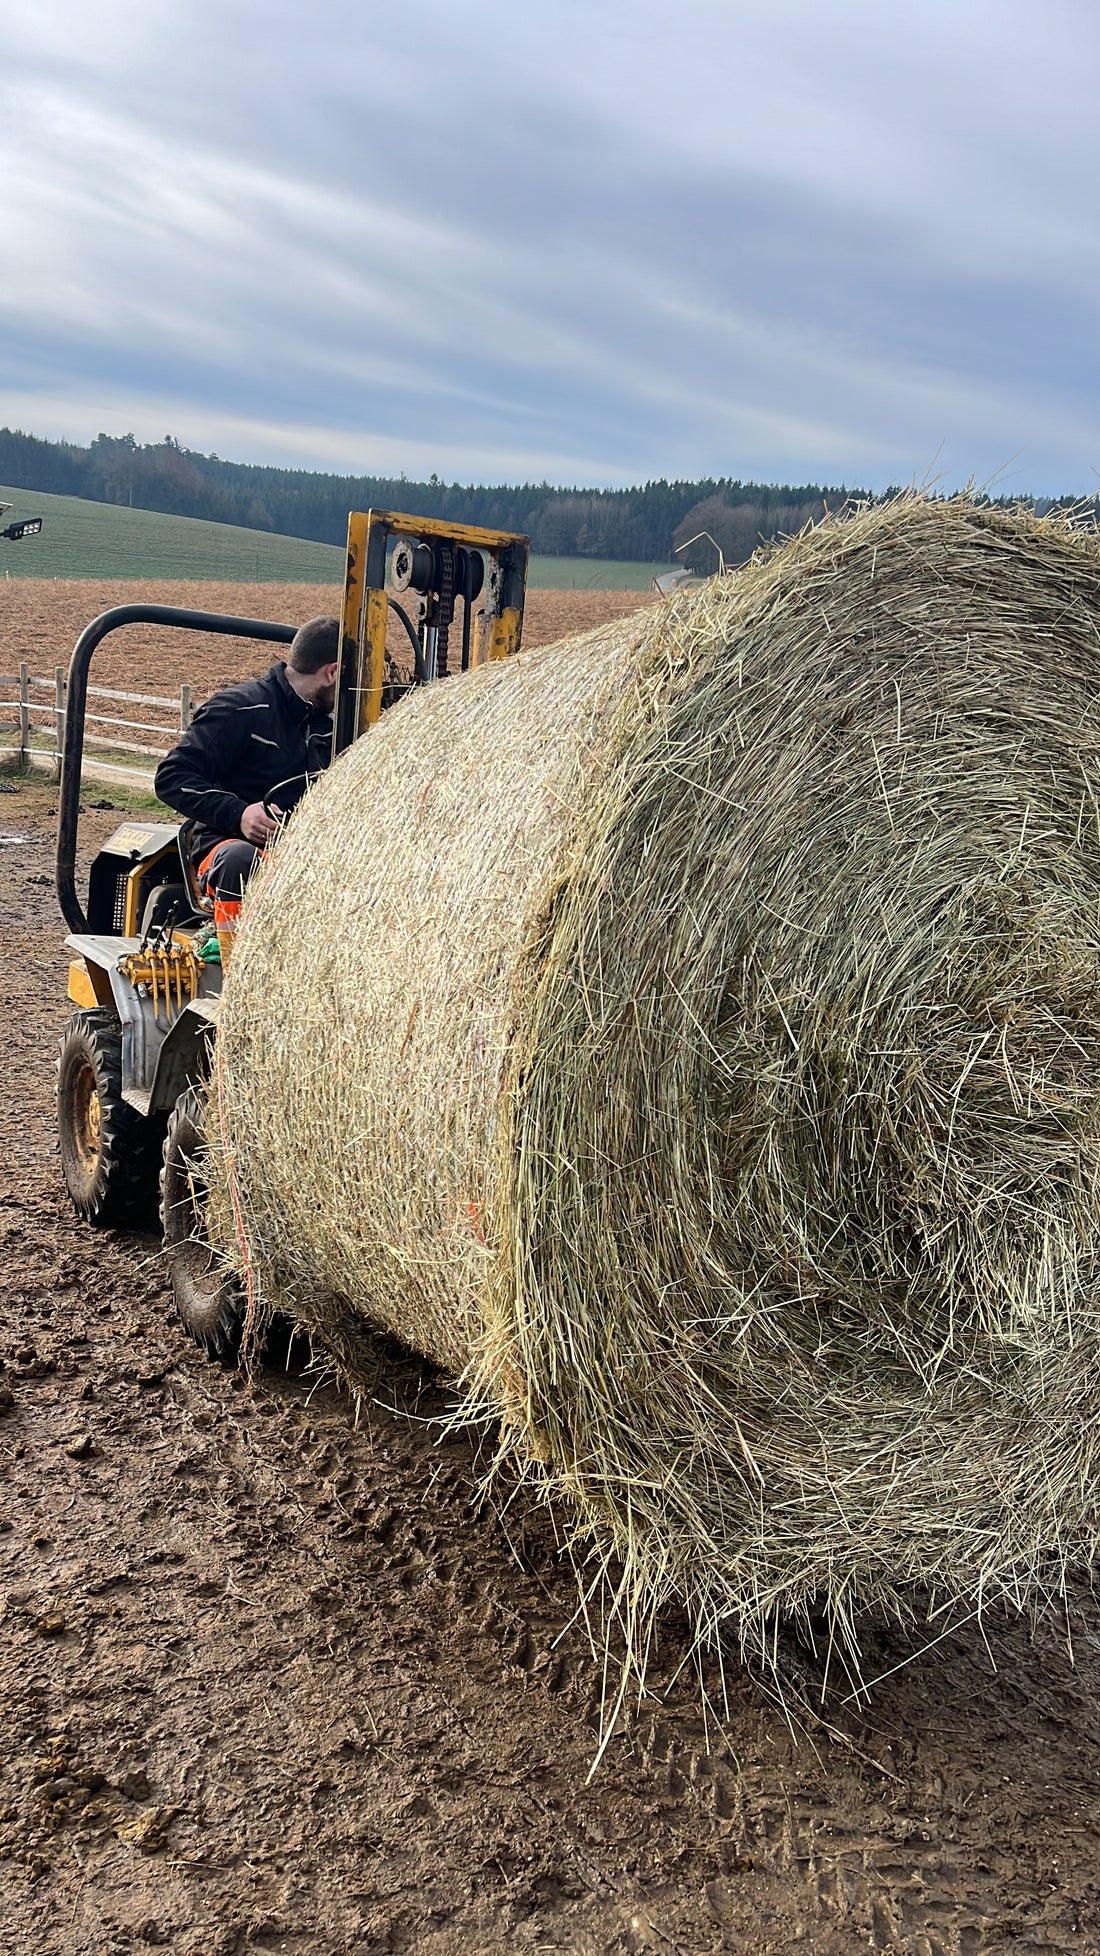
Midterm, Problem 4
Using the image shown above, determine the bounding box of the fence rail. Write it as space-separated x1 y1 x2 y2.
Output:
0 667 192 784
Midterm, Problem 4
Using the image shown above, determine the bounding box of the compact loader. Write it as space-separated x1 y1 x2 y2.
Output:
55 511 529 1355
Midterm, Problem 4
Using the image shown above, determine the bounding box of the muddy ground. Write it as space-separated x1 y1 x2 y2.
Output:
3 691 1100 1950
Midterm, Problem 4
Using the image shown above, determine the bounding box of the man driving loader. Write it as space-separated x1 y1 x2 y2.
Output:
154 614 340 959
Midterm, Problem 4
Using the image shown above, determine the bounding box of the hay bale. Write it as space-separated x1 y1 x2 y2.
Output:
209 496 1100 1677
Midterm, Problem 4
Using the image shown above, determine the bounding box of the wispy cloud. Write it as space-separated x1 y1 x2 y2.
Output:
1 0 1098 491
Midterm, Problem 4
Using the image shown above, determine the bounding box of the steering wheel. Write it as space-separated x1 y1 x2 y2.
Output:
261 770 323 823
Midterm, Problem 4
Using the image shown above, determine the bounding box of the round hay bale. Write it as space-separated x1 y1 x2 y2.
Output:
208 496 1100 1677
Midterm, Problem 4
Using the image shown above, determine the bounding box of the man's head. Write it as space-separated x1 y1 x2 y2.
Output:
286 615 340 713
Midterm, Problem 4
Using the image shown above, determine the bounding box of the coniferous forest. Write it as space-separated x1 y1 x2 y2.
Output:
1 426 1093 571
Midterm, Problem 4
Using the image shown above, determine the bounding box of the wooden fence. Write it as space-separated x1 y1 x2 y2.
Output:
0 666 192 786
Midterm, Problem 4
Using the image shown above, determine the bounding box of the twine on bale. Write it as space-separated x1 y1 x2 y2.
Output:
208 494 1100 1698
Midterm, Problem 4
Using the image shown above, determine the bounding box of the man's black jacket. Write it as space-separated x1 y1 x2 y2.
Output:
154 662 333 868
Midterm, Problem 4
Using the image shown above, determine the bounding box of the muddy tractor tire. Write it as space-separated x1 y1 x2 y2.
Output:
161 1085 242 1361
57 1009 162 1228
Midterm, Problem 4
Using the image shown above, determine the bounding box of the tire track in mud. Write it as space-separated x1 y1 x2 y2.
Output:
2 777 1100 1953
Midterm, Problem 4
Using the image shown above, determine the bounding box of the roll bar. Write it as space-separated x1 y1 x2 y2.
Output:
56 605 296 933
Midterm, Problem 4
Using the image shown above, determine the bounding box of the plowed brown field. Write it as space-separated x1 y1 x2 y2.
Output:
1 586 1100 1953
1 580 656 698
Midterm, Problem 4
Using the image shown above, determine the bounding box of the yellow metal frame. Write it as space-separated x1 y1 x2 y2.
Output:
67 960 102 1010
121 838 181 938
336 510 529 749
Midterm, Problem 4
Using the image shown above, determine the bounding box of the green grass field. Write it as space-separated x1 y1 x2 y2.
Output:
0 485 668 591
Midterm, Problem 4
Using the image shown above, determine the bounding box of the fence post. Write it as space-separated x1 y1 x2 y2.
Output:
180 683 192 731
55 665 66 778
19 662 29 766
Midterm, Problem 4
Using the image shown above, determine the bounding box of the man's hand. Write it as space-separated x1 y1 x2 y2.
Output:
241 800 283 845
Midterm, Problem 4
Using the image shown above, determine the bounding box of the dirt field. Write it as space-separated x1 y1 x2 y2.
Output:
0 580 657 701
3 586 1100 1951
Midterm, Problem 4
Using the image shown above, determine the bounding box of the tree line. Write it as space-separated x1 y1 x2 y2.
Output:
0 427 862 563
2 426 1096 568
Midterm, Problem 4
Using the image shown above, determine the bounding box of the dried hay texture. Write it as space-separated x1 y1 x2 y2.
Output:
209 496 1100 1679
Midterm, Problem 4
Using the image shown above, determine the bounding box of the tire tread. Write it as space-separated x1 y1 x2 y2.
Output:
57 1008 162 1228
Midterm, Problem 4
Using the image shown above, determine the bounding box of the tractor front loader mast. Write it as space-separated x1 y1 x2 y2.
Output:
333 510 529 755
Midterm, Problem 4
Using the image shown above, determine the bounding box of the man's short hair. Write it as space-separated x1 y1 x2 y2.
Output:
288 616 340 674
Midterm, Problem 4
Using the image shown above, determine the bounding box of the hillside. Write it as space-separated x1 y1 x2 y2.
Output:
0 487 666 590
0 427 856 566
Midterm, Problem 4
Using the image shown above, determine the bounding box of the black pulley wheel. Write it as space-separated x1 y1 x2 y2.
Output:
161 1085 242 1361
57 1009 162 1227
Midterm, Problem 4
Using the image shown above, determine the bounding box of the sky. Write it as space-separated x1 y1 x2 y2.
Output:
1 0 1098 495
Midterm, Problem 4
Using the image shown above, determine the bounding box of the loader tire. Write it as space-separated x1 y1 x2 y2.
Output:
57 1009 161 1228
161 1086 242 1362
